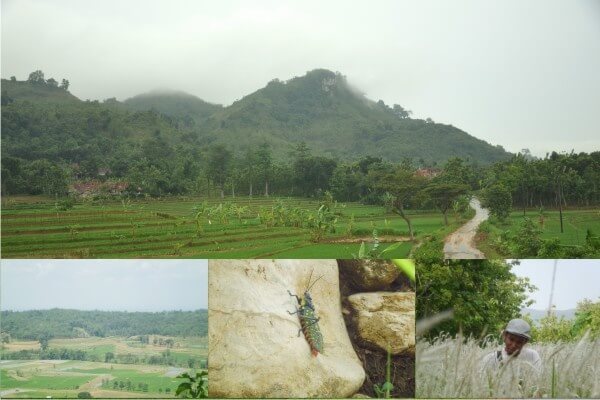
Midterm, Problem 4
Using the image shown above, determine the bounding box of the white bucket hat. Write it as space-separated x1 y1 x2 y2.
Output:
504 318 531 340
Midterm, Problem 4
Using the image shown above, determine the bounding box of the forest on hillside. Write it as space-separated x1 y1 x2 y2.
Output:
1 69 512 199
0 309 208 340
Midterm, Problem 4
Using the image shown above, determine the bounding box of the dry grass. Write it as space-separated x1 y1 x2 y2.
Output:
416 333 600 398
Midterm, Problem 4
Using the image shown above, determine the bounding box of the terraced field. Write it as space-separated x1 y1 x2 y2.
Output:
0 360 192 398
1 196 456 258
0 336 207 398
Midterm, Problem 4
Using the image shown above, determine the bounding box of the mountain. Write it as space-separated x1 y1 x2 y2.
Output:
196 69 510 163
123 89 222 126
521 308 577 323
1 69 511 165
1 78 80 105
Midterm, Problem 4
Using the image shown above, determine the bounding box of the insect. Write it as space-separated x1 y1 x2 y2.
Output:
287 270 324 357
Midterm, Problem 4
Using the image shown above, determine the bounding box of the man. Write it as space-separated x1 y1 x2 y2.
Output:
481 318 542 372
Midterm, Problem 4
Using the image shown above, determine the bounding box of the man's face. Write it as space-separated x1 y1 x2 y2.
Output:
503 331 528 356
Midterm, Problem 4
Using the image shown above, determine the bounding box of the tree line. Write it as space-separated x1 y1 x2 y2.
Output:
0 309 207 340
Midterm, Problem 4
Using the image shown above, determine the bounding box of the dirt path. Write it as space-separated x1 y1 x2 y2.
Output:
80 374 112 390
443 197 489 259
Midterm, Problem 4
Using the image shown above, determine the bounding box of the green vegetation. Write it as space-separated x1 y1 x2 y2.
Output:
416 259 536 339
1 309 207 339
1 69 508 200
2 71 598 259
476 151 600 257
1 196 466 258
0 359 202 398
175 371 208 398
477 209 600 258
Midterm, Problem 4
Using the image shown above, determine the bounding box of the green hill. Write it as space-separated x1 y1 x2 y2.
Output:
0 309 208 339
123 89 222 127
1 78 80 105
1 69 510 164
1 69 513 197
194 69 510 162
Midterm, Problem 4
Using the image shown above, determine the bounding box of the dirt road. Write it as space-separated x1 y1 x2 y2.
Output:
443 197 489 259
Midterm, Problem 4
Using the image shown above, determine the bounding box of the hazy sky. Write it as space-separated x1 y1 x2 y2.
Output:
2 0 599 156
511 259 600 310
0 259 208 311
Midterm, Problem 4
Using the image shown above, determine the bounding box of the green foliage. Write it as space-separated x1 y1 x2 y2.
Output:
77 392 93 398
511 217 543 257
374 347 394 398
571 299 600 339
1 70 511 201
421 182 469 225
416 260 535 339
176 371 208 398
482 184 512 221
1 309 208 339
531 313 574 343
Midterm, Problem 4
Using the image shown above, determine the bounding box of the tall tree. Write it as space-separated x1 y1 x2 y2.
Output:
370 162 427 240
422 183 469 225
28 70 45 84
417 260 535 339
256 142 273 197
206 144 232 198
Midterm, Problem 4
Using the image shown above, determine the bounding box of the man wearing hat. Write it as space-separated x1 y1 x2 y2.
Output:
481 318 541 371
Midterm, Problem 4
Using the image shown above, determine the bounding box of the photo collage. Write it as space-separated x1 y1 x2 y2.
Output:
1 1 599 399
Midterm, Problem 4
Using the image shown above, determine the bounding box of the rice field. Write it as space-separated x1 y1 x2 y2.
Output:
0 360 191 398
0 336 208 398
509 209 600 245
1 196 455 258
416 334 600 398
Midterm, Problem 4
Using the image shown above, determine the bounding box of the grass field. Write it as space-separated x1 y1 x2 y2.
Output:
2 336 207 362
476 209 600 257
416 335 600 398
0 360 192 398
1 195 459 258
0 336 207 398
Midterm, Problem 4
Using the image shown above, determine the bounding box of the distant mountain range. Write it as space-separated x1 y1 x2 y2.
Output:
1 69 511 164
521 308 577 323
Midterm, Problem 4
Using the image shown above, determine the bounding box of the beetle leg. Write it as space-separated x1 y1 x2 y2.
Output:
287 290 301 304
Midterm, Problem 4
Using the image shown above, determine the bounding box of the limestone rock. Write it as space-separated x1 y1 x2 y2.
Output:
347 292 415 355
338 259 400 291
209 259 365 398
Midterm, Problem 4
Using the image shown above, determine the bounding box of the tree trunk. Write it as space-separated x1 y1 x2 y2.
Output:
249 183 253 197
265 180 269 197
443 210 448 226
393 201 414 240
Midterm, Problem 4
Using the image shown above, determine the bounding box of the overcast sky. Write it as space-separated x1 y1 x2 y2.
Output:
2 0 599 156
511 259 600 310
0 259 208 311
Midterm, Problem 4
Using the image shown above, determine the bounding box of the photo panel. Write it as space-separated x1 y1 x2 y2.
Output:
208 259 415 398
415 259 600 399
0 259 208 399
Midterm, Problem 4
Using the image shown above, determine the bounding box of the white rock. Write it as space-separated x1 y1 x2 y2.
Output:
347 292 415 355
209 259 365 398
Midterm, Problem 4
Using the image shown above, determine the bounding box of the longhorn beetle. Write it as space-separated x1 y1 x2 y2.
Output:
287 270 324 357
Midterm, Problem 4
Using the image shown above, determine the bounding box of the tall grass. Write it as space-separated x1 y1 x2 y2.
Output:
416 333 600 398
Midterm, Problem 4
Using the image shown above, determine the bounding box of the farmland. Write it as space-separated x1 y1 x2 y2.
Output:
0 336 207 398
1 196 461 258
476 209 600 258
416 335 600 398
